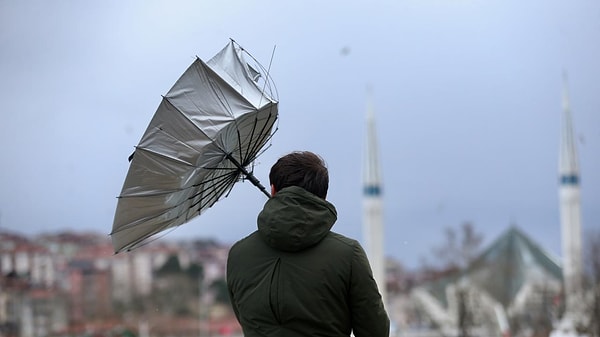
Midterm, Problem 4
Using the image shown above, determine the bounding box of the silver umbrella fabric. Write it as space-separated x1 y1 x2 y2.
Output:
111 40 278 253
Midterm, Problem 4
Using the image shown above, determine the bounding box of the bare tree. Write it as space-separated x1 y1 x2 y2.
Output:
421 222 484 336
432 222 484 270
585 229 600 337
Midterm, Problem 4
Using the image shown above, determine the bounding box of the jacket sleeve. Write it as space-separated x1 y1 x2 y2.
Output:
349 242 390 337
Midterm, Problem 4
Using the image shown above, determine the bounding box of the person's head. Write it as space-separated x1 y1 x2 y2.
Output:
269 151 329 199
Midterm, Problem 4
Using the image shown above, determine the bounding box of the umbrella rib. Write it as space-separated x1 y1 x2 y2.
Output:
111 204 180 234
114 175 227 237
201 46 279 167
188 171 239 211
231 39 279 104
168 60 248 160
227 41 275 165
248 108 279 162
191 62 276 197
252 108 276 162
120 215 188 252
192 178 235 212
193 59 237 120
149 118 203 156
117 168 237 198
196 58 263 126
244 107 277 165
256 44 277 108
240 105 273 165
134 146 196 168
161 63 275 200
192 168 239 189
238 115 258 166
236 119 249 166
163 59 251 156
161 96 217 143
183 169 239 213
115 171 240 233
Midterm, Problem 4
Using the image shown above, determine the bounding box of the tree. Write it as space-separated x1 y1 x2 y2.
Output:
156 254 183 276
584 229 600 337
151 254 205 317
187 262 204 281
420 222 484 336
431 222 483 270
210 278 230 304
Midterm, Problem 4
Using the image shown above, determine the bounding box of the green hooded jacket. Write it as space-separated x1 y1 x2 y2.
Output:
227 186 390 337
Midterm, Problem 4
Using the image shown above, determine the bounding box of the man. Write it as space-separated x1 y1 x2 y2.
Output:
227 151 390 337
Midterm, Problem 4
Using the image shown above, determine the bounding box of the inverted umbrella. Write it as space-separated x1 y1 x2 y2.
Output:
110 40 278 253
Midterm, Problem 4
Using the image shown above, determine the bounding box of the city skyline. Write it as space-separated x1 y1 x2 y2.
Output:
0 1 598 269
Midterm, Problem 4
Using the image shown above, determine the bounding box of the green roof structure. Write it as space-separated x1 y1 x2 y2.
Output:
467 226 562 307
424 226 563 309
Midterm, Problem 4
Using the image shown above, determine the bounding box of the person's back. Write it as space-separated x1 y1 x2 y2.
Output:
227 151 389 337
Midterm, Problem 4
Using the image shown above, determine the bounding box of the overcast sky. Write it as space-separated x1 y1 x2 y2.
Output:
1 0 598 269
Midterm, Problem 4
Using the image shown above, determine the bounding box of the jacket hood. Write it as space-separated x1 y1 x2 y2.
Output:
257 186 338 252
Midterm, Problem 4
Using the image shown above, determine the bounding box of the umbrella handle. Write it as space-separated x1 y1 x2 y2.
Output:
244 170 271 199
225 153 271 198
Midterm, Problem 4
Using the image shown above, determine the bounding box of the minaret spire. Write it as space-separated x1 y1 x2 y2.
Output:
364 86 382 194
363 86 386 307
557 72 585 330
560 72 579 179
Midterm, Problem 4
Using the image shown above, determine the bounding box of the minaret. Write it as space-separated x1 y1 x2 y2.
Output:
363 88 386 306
558 73 584 324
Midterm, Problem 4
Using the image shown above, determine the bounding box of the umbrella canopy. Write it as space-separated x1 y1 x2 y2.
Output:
111 40 278 253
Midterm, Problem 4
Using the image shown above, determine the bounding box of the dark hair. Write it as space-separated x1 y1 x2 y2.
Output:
269 151 329 198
